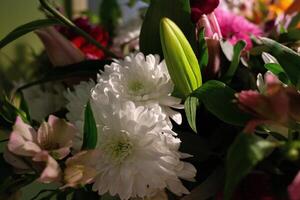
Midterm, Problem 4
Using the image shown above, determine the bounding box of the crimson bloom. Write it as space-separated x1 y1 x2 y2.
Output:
58 17 110 60
190 0 220 23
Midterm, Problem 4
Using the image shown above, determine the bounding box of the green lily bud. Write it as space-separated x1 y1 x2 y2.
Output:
160 17 202 99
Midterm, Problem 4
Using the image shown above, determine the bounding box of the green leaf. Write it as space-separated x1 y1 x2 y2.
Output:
198 28 209 70
279 29 300 43
224 133 274 200
0 18 61 49
257 37 300 88
192 80 251 126
82 101 98 150
184 96 199 133
139 0 196 57
222 40 246 83
0 95 29 125
99 0 122 35
264 63 290 84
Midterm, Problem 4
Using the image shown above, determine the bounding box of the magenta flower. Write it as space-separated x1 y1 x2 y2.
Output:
4 115 77 183
215 8 262 50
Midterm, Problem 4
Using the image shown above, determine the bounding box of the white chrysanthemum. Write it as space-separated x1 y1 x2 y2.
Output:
23 83 66 122
64 80 95 151
93 53 183 125
90 100 196 200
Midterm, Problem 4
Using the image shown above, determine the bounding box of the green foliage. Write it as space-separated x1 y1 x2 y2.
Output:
192 80 251 126
224 133 274 200
0 95 29 126
184 96 199 133
197 28 209 70
82 101 98 150
257 37 300 88
221 40 246 83
99 0 122 35
264 63 290 84
140 0 196 57
0 19 61 49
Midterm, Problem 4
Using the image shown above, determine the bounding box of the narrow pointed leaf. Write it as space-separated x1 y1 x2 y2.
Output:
0 18 61 49
82 101 98 150
222 40 246 83
184 96 199 133
198 28 209 70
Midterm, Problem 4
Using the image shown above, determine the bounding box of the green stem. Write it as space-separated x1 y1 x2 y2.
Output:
39 0 118 58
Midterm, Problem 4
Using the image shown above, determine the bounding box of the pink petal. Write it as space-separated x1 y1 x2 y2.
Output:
33 151 61 183
35 27 85 66
50 147 71 160
63 150 101 188
288 171 300 200
13 117 37 142
8 131 41 157
47 115 77 149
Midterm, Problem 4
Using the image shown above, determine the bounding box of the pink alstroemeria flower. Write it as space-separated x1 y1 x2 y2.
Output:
63 150 100 188
4 115 77 183
35 27 85 66
236 73 300 133
289 171 300 200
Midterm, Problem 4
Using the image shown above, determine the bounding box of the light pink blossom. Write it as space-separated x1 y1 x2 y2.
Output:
63 150 100 188
35 27 85 66
4 115 77 183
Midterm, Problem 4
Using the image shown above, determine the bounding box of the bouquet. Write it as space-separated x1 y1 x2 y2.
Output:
0 0 300 199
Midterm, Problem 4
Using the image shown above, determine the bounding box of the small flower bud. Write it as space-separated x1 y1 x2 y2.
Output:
160 18 202 99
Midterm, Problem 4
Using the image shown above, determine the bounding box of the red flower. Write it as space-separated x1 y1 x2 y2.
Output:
190 0 220 23
58 17 110 60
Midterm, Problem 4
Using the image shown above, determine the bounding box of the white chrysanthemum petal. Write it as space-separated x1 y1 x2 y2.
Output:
64 80 96 151
93 53 183 125
87 99 196 200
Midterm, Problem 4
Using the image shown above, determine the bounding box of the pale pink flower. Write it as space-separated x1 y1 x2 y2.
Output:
4 115 77 183
63 150 100 188
289 170 300 200
215 8 262 50
35 27 85 66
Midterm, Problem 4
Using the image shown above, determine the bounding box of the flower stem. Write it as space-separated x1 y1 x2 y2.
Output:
39 0 118 58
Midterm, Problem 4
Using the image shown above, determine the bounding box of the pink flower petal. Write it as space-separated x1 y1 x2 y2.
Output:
35 27 85 66
47 115 77 147
33 151 61 183
8 134 41 156
63 150 101 188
